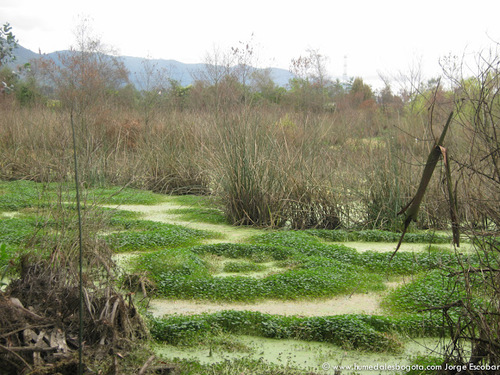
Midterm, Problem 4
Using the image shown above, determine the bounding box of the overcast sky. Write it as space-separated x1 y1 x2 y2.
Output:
2 0 500 89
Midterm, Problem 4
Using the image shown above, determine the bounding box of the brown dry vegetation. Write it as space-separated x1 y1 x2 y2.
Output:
0 98 458 231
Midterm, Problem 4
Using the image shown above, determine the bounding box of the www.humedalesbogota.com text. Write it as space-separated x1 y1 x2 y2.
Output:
325 363 500 372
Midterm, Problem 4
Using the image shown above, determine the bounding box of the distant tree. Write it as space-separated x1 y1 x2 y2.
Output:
327 78 347 99
376 73 403 115
0 22 17 67
167 79 192 110
192 45 236 112
1 23 19 95
347 77 375 109
288 49 331 111
1 22 33 98
250 68 285 104
37 17 128 111
134 58 170 127
230 35 256 87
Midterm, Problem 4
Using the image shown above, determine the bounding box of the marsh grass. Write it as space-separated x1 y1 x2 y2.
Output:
211 110 342 229
0 99 461 231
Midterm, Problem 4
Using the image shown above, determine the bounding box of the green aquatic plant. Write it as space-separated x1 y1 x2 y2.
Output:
104 223 215 252
150 311 445 352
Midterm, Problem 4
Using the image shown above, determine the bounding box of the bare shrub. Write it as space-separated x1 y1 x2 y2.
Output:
427 47 500 372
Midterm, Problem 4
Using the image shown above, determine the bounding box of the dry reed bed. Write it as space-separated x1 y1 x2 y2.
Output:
0 101 480 230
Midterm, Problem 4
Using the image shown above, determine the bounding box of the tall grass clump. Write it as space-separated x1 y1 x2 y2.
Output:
210 111 288 227
139 111 211 195
363 137 414 230
210 110 341 229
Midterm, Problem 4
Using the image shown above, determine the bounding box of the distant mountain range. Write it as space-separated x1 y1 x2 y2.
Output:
10 44 295 88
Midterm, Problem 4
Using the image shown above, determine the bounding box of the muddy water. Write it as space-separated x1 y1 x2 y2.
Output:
101 202 262 244
154 335 445 374
149 292 383 317
344 241 473 253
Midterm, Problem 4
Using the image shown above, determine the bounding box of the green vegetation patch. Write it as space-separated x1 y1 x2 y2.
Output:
0 180 166 211
102 208 143 228
0 217 40 244
0 180 44 211
134 231 466 301
190 243 293 262
404 356 445 375
357 249 467 275
250 231 360 260
167 207 227 224
145 261 384 301
87 186 166 205
250 230 324 248
382 270 467 314
104 222 215 252
306 229 452 244
135 247 210 279
150 311 445 352
168 195 217 208
0 243 19 270
222 261 267 273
